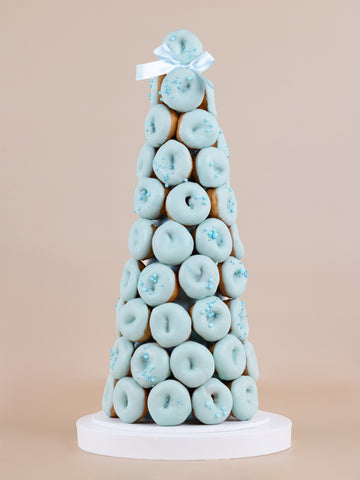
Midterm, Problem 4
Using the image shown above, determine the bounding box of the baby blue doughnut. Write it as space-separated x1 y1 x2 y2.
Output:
148 379 192 426
212 334 246 380
231 375 258 421
219 256 248 298
216 129 230 159
229 299 249 342
192 378 233 424
153 140 192 186
137 263 178 307
113 377 147 423
163 29 203 65
195 218 232 263
244 340 259 381
195 147 229 188
115 297 125 337
179 255 219 299
144 104 176 148
170 341 214 388
177 110 219 149
128 218 155 260
152 220 194 265
131 342 170 388
160 68 204 113
212 184 237 226
136 143 155 179
117 298 150 342
133 178 165 219
205 83 217 117
191 296 231 342
149 77 160 105
230 223 245 259
166 182 210 226
102 374 116 417
109 336 134 379
150 303 192 348
120 258 143 301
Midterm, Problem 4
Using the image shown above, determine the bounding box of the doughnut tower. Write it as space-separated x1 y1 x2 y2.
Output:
102 29 260 426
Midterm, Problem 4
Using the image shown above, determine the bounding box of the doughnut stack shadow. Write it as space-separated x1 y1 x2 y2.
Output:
102 29 259 426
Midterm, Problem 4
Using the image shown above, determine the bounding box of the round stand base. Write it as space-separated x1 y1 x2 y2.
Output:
76 410 292 459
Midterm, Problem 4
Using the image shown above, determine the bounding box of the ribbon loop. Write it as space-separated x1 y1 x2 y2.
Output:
136 42 214 89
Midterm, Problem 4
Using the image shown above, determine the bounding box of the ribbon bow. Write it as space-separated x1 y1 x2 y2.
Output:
136 43 214 89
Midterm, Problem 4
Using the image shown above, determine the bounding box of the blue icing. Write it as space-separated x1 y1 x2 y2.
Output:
229 299 249 342
117 298 150 342
220 256 248 298
153 140 192 186
152 220 194 265
115 297 125 337
150 302 192 348
120 258 143 301
178 255 219 299
170 341 214 388
128 218 156 261
163 29 203 65
195 147 229 188
231 375 258 421
137 262 177 307
230 223 245 259
131 342 170 388
212 334 246 381
136 143 155 179
109 336 134 379
144 104 176 148
177 109 219 149
160 68 204 113
212 183 237 226
102 374 116 417
195 217 232 263
191 296 231 342
133 177 165 219
166 182 210 226
147 379 192 426
244 340 259 381
192 378 233 424
113 377 147 423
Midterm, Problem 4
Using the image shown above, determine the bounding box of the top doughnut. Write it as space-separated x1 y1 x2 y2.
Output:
163 30 203 65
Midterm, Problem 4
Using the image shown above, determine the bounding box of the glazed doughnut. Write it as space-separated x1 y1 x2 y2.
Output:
120 258 144 301
190 296 231 342
192 378 233 424
216 129 230 159
163 29 203 65
131 342 170 388
152 140 192 186
160 68 204 113
243 340 259 381
144 104 178 148
166 182 210 226
152 220 194 265
194 217 232 263
115 297 125 337
117 298 151 342
178 255 219 299
136 143 155 179
230 375 258 421
207 184 237 226
102 374 117 418
170 341 214 388
128 218 156 261
133 178 166 220
176 109 219 149
150 302 192 348
149 76 161 106
228 299 249 342
218 256 248 298
230 223 245 259
193 147 229 188
113 377 148 423
211 334 246 380
204 83 217 117
137 262 179 307
109 336 134 379
147 379 192 426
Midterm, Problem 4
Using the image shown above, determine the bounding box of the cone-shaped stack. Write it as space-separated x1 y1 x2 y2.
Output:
102 29 259 426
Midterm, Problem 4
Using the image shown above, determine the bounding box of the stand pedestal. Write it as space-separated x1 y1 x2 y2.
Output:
76 410 292 459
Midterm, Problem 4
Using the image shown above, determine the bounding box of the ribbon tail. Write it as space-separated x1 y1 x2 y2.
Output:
136 59 175 81
197 73 214 90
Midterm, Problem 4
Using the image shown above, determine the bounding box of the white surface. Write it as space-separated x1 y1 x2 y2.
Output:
76 410 292 459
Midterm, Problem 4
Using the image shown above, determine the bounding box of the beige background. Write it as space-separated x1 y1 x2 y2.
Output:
1 0 359 478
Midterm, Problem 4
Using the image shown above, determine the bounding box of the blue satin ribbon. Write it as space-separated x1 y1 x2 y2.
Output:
136 43 214 89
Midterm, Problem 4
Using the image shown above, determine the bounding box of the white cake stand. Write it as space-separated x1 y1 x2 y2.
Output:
76 410 292 459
